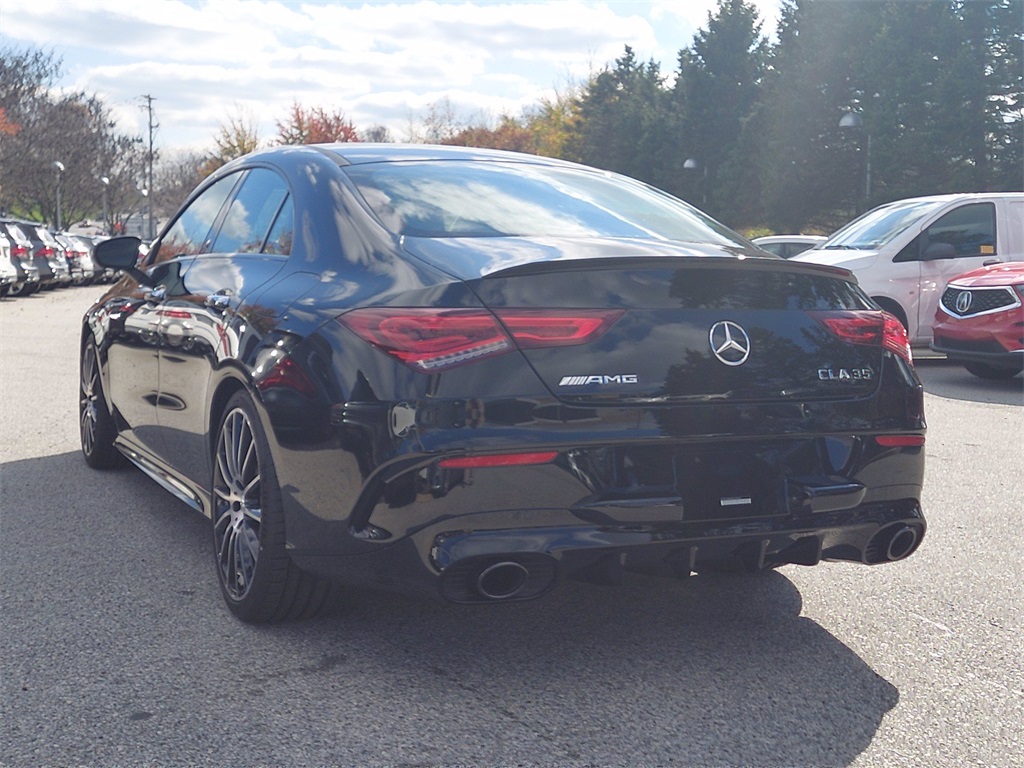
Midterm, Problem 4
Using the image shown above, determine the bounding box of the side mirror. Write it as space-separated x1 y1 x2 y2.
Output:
921 241 957 260
93 236 142 269
93 236 154 287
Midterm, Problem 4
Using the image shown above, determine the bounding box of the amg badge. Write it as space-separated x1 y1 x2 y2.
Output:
559 374 639 386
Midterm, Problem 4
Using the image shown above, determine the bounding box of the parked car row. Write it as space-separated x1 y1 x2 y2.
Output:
777 193 1024 380
0 219 117 298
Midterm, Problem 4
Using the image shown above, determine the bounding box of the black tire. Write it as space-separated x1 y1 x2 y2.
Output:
80 341 127 469
212 391 332 623
964 361 1023 379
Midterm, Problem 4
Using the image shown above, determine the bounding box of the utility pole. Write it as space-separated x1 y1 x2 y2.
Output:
141 94 158 240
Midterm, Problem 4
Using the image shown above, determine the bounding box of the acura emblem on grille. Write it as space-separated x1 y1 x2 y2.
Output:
955 290 973 314
709 321 751 366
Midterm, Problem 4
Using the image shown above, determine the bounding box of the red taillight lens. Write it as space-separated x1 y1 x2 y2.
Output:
338 308 622 372
810 310 913 363
439 451 558 468
875 435 925 447
40 246 54 258
495 309 624 348
881 312 913 363
11 245 28 258
339 309 511 371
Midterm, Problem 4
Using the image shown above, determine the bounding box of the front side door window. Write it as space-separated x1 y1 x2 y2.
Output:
209 168 291 254
924 203 996 259
148 173 241 265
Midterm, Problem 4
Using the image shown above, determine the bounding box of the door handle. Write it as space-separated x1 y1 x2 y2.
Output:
983 259 1002 267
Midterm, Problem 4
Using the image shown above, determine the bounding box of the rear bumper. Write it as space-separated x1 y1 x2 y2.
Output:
294 499 925 603
285 433 926 603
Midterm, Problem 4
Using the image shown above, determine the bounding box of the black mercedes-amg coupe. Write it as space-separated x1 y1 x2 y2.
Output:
82 144 926 622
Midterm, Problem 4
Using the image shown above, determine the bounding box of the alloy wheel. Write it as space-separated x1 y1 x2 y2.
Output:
213 407 263 602
79 344 100 456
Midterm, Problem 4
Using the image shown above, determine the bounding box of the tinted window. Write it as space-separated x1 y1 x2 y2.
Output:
925 203 996 258
263 195 294 255
151 174 239 264
210 168 290 254
344 161 749 247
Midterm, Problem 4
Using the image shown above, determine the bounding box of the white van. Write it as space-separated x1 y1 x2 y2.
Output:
793 193 1024 346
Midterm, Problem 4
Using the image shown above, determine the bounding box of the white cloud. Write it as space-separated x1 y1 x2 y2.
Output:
2 0 779 151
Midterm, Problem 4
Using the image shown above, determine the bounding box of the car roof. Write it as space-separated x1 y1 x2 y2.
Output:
237 142 585 170
872 192 1024 207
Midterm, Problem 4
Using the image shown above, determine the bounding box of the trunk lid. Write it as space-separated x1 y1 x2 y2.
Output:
446 246 885 405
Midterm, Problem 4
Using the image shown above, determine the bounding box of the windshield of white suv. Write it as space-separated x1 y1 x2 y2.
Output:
822 199 946 250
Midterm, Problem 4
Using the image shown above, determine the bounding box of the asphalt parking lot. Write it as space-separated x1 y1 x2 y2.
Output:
2 286 1022 768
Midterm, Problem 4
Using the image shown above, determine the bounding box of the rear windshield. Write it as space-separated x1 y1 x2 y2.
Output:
343 160 751 248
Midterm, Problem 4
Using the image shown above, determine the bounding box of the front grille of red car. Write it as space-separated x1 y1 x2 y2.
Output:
940 286 1020 317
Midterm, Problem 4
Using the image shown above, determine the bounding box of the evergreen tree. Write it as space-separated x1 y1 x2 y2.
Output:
673 0 768 225
760 0 882 231
573 47 674 189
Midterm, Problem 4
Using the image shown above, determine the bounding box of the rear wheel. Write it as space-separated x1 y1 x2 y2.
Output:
964 361 1023 379
212 391 332 623
79 341 126 469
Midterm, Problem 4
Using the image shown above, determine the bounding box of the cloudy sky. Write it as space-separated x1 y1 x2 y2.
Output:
2 0 781 154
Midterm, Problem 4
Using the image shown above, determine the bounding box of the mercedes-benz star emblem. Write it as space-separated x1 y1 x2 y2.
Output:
709 320 751 366
955 290 973 314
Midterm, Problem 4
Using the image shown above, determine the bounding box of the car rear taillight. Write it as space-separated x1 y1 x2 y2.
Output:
39 246 54 258
881 312 912 362
810 310 913 363
338 308 622 372
493 310 623 348
11 245 28 258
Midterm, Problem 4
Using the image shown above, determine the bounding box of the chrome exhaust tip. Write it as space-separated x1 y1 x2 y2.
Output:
476 561 530 600
866 523 922 564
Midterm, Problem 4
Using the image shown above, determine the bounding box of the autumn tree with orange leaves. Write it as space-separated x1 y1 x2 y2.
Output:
276 102 359 145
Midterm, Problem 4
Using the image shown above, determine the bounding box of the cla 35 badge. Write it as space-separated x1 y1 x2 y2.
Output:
818 367 874 381
709 320 750 366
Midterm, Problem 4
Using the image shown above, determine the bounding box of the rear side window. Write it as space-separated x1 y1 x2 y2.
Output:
210 168 291 254
262 195 294 255
925 203 996 258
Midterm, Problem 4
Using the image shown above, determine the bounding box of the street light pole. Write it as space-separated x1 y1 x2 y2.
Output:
839 112 871 201
100 176 110 234
53 161 65 230
683 157 707 207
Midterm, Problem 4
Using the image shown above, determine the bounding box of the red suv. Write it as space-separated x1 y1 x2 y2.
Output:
931 262 1024 379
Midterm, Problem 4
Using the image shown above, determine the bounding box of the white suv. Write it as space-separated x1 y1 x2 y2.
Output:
794 193 1024 346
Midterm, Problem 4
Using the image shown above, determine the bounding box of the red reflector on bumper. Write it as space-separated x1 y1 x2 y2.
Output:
875 435 925 447
439 452 559 469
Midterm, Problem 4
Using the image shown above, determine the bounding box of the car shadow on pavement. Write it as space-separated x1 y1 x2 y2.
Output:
3 450 898 768
914 357 1023 406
